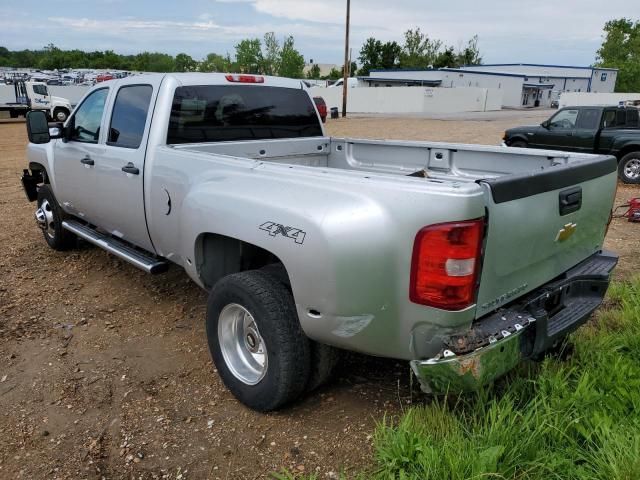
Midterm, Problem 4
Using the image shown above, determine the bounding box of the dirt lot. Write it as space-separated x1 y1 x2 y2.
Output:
1 113 639 479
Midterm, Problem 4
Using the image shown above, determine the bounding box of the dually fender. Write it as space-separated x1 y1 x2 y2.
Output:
175 178 415 355
173 176 483 360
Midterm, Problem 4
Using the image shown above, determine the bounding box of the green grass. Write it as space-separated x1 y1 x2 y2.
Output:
371 279 640 480
276 279 640 480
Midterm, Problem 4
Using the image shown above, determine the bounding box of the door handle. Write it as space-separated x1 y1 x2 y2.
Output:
121 162 140 175
80 156 94 166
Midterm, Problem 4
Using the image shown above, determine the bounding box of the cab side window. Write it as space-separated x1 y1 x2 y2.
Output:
602 110 617 129
107 85 153 149
549 109 579 130
576 109 600 130
70 89 109 143
32 84 48 96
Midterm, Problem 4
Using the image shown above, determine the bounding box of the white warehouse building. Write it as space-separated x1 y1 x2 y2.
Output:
360 64 618 108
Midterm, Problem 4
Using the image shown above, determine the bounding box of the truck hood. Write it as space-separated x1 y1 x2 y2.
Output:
51 95 71 107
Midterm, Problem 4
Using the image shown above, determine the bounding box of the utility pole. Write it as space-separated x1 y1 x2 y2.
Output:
341 0 350 117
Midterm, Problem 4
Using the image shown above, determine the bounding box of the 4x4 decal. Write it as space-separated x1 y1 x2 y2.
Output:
259 222 306 244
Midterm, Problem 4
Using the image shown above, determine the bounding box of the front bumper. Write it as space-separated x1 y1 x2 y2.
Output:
411 250 618 394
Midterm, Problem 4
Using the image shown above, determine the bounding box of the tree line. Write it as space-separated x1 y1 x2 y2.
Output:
357 29 481 75
0 33 306 78
0 28 479 81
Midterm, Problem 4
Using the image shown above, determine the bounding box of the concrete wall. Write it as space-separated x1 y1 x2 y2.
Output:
559 92 640 108
0 85 89 105
441 71 524 108
310 86 502 114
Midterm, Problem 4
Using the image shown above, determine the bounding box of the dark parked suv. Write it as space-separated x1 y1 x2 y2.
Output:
504 105 640 183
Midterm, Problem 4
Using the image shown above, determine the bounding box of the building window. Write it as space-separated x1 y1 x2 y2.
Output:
601 72 608 81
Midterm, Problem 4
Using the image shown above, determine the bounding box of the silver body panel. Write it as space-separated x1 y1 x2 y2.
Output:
27 73 617 361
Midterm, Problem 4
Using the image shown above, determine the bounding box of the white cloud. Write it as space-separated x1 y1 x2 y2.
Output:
213 0 630 62
44 16 342 43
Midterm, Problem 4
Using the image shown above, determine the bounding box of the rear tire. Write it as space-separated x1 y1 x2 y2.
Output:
618 152 640 184
36 185 76 251
509 140 528 148
307 342 341 391
206 270 310 411
258 263 340 391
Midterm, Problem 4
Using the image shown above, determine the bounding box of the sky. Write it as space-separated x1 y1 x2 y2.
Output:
0 0 635 66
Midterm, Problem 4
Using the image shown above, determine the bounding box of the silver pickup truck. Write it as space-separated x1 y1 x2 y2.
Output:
22 73 618 411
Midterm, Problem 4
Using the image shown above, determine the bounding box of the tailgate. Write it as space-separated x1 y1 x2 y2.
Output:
474 155 617 318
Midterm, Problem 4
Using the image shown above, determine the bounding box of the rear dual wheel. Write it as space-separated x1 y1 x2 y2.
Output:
206 269 340 411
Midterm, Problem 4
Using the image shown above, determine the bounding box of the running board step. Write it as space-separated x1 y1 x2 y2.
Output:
62 220 169 274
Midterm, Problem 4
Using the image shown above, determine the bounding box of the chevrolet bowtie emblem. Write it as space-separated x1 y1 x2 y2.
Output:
556 222 577 242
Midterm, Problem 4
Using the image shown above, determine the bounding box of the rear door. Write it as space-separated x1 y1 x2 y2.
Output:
572 108 600 152
474 156 617 318
87 80 160 251
533 108 579 150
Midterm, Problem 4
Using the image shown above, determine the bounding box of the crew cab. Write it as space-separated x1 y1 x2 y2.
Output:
22 73 618 411
503 105 640 183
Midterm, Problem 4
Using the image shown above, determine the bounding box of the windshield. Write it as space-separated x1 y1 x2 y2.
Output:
167 85 323 144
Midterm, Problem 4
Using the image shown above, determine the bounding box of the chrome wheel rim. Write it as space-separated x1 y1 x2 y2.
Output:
218 303 267 385
35 199 55 239
624 159 640 180
56 111 67 122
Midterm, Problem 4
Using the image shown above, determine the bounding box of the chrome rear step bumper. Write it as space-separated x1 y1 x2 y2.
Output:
411 250 618 394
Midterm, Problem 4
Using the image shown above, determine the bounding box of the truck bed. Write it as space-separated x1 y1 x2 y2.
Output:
172 136 617 326
175 136 601 184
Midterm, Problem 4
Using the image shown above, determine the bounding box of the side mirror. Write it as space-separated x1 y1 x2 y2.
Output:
541 120 550 129
26 110 50 144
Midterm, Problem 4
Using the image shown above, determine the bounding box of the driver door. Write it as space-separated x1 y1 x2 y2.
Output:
52 87 110 222
533 108 579 150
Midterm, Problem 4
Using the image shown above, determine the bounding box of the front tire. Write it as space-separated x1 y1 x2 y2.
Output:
53 108 69 123
509 140 528 148
206 270 310 411
36 185 76 250
618 152 640 184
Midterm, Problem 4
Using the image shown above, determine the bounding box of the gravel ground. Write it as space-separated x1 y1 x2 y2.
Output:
1 112 639 479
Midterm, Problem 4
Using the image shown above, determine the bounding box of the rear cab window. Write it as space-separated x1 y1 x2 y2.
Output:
167 85 323 144
602 110 617 129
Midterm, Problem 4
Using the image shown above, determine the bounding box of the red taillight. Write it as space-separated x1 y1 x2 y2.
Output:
225 74 264 83
410 219 484 310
